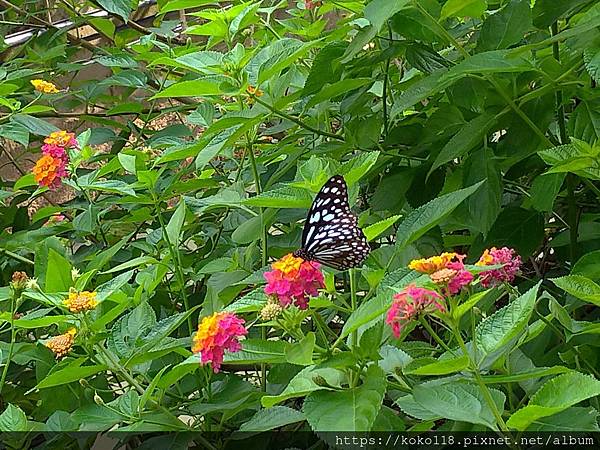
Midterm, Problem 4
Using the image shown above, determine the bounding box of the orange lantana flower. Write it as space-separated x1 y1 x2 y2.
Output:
32 155 65 188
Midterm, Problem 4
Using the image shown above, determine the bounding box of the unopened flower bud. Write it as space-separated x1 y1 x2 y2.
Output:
10 271 29 291
260 302 283 321
94 392 105 405
25 278 40 291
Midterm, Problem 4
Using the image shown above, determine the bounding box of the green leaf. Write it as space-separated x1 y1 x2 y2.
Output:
0 121 29 146
151 80 222 99
37 362 108 389
475 282 540 360
243 186 313 209
340 151 380 186
88 180 136 197
97 0 134 21
568 98 600 142
441 0 487 19
285 332 316 366
522 173 566 212
131 306 200 361
303 365 386 432
395 181 484 249
89 18 115 38
0 404 28 432
584 47 600 83
159 0 215 13
156 355 198 390
551 275 600 306
118 153 138 174
363 215 401 242
45 248 72 293
429 112 496 175
258 39 320 85
453 289 493 320
392 50 532 116
572 250 600 282
9 314 70 329
527 407 600 432
165 199 187 248
481 366 572 384
11 114 59 136
71 404 125 431
261 366 346 407
341 293 391 341
413 382 505 429
224 289 268 313
223 339 289 365
477 0 532 51
532 0 591 28
507 372 600 430
108 302 156 358
14 173 37 190
342 0 411 62
405 355 469 376
95 269 134 301
240 406 304 432
484 207 545 257
306 78 372 109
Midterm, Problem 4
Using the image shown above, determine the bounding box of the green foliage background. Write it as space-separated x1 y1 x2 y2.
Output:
1 0 600 447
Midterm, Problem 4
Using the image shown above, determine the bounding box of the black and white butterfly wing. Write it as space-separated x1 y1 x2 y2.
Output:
296 175 370 270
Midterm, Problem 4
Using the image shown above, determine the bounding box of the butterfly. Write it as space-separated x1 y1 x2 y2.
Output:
293 175 370 270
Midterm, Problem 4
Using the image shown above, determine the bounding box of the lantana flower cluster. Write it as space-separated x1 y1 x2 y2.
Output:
31 79 59 94
476 247 522 288
263 253 325 309
386 285 445 338
386 247 522 338
192 312 247 373
64 290 98 313
33 130 76 188
45 328 77 358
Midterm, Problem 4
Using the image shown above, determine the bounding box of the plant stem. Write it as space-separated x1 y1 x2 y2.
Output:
419 317 454 355
0 249 34 266
252 96 344 141
551 22 579 264
73 177 109 247
246 134 268 392
152 194 193 334
452 326 510 433
349 269 358 349
0 291 19 394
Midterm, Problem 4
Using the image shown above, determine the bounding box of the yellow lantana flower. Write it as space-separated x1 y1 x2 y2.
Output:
271 253 303 275
64 290 98 313
31 79 59 94
408 252 459 274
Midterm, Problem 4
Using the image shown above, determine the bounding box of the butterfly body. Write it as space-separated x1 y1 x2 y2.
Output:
294 175 370 270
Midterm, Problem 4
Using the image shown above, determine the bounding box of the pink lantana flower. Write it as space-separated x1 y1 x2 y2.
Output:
192 312 247 373
419 253 474 295
264 253 324 309
476 247 522 288
386 285 445 338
